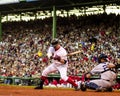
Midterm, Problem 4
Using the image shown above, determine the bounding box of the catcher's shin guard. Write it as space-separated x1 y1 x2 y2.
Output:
85 82 99 90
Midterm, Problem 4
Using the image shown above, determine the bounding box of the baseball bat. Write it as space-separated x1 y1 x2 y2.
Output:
67 50 81 56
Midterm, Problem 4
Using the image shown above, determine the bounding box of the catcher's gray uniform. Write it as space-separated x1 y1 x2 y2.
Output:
81 54 117 92
89 62 116 88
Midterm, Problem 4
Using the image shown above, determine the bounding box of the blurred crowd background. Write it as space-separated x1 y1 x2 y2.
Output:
0 13 120 85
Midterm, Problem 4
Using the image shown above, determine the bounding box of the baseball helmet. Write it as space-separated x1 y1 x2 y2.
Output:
98 54 108 63
51 38 59 47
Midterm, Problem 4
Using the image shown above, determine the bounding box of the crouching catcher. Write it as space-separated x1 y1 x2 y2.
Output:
81 54 120 92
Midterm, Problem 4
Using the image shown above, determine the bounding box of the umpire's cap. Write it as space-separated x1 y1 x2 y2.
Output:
51 38 59 46
98 54 108 63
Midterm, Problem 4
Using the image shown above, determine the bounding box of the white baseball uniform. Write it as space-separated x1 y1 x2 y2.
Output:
90 62 117 88
42 46 69 81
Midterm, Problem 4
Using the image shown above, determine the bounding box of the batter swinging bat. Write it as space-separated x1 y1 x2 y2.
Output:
47 50 81 58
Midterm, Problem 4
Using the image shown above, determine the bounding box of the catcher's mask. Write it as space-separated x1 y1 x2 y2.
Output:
98 54 108 63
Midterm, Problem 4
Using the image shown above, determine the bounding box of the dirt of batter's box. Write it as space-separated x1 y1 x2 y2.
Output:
0 85 119 96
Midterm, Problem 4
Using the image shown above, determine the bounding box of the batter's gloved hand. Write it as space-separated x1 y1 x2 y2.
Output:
53 55 61 61
49 56 53 59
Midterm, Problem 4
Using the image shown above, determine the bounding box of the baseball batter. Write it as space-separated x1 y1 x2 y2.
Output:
81 54 119 92
34 39 80 90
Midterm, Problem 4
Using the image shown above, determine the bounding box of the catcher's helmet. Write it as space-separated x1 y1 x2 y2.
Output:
98 54 108 63
99 54 107 59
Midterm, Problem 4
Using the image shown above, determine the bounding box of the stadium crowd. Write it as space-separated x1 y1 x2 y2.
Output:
0 13 120 86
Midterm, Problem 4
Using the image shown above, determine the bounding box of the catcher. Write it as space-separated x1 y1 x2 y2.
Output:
81 54 120 92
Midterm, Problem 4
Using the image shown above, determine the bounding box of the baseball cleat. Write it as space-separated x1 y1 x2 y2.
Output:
74 81 82 91
96 87 106 92
106 87 113 92
74 86 80 91
80 82 87 91
96 87 113 92
34 85 43 89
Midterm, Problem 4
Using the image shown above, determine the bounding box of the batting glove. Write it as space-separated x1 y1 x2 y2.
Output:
53 55 61 61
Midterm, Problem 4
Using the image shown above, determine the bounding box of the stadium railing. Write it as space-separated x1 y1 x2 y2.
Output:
0 74 120 85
